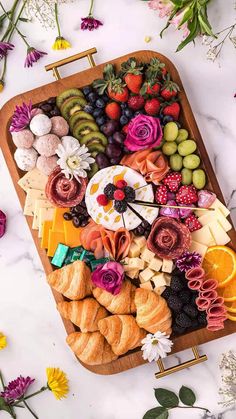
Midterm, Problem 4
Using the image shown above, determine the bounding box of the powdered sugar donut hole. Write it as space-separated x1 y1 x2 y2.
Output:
36 155 58 175
50 116 69 137
34 134 61 157
12 129 34 149
30 114 52 136
14 148 38 171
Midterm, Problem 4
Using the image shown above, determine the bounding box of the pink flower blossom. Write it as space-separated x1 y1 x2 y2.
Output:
24 47 47 68
1 376 35 403
10 101 39 132
170 9 190 38
0 41 14 60
81 16 103 31
148 0 173 18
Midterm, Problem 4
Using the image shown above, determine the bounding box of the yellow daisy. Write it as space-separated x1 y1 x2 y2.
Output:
46 367 69 400
52 36 71 51
0 80 4 93
0 332 7 350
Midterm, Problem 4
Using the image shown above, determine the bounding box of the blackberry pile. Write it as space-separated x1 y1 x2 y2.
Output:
162 268 207 335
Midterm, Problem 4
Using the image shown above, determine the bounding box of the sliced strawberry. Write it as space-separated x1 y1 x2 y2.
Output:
163 102 180 120
144 98 160 116
184 214 202 232
176 185 198 205
163 172 182 192
105 102 121 120
155 185 168 204
128 95 145 110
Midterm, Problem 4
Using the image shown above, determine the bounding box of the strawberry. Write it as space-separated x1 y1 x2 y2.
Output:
146 82 161 95
176 185 198 205
122 124 129 134
163 172 182 192
184 214 202 232
125 74 143 94
145 57 167 81
105 102 121 120
128 94 145 110
144 98 161 115
163 102 180 120
93 64 129 102
108 86 129 102
155 185 168 204
121 57 143 94
161 76 180 100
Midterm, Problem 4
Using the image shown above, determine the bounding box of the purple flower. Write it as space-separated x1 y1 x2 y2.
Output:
10 101 39 132
24 47 47 68
0 41 14 60
1 376 35 404
124 115 163 151
0 209 7 238
176 251 202 272
91 261 124 295
81 16 103 31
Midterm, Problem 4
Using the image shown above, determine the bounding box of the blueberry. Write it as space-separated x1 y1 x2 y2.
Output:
134 110 144 117
124 108 134 119
101 94 109 103
84 104 94 114
96 116 106 126
121 102 128 109
88 92 98 104
120 115 129 125
96 98 106 108
93 108 103 118
108 136 116 144
82 86 93 96
163 115 174 124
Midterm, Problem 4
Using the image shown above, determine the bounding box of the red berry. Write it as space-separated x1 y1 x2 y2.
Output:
122 124 129 134
114 189 125 201
163 102 180 121
105 102 121 120
146 82 161 96
163 172 182 192
176 185 198 205
184 214 202 232
97 194 109 206
144 98 161 116
128 95 145 110
116 180 127 189
155 185 168 204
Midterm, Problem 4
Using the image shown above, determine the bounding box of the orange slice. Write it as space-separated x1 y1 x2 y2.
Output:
224 300 236 313
202 246 236 288
217 279 236 302
226 312 236 321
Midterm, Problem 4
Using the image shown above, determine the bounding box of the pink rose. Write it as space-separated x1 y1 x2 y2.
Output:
91 261 125 295
124 115 162 152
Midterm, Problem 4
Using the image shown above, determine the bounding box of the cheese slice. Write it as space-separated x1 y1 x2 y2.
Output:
197 209 232 232
189 240 208 258
52 208 69 233
24 189 46 216
195 198 230 218
208 220 231 246
47 230 65 257
18 168 48 192
32 199 53 230
38 207 55 238
191 225 216 247
41 220 53 249
63 220 82 247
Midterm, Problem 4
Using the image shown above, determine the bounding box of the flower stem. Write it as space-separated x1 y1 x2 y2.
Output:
54 3 61 37
14 387 48 405
23 400 39 419
0 1 30 47
172 405 210 412
0 370 5 389
1 0 20 41
88 0 94 16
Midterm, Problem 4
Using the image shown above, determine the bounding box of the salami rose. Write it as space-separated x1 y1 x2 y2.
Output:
46 166 87 208
147 216 191 260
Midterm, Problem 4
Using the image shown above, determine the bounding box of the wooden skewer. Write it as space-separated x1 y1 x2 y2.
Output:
133 200 215 212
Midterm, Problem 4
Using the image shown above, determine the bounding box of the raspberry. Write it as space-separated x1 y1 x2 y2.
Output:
167 295 183 313
155 185 168 204
96 194 109 206
176 185 198 205
116 180 127 189
114 200 127 213
124 186 135 202
104 183 116 200
170 275 185 292
163 172 182 192
183 304 198 319
114 189 125 201
184 214 202 232
175 312 192 328
122 124 129 134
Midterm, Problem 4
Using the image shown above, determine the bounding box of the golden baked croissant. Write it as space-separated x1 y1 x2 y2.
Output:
57 298 109 332
66 331 118 365
135 288 172 335
92 279 136 314
98 314 146 356
47 260 92 300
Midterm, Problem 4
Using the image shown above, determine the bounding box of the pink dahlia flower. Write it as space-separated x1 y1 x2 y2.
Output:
10 101 39 132
1 376 35 403
148 0 173 18
81 16 103 31
24 47 47 68
0 41 14 60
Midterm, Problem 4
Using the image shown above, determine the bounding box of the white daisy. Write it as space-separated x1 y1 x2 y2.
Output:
56 137 95 182
141 331 173 363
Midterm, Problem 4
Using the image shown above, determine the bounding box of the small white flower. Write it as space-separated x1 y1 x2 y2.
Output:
230 36 236 48
56 137 95 182
206 46 218 61
141 331 173 363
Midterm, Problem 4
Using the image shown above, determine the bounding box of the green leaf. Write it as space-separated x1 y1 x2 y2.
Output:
0 397 16 418
154 388 179 408
178 6 193 27
179 386 196 406
198 11 214 36
176 15 200 51
171 0 184 6
143 407 168 419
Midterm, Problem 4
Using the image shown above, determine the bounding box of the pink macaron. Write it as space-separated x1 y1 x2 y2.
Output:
50 116 69 137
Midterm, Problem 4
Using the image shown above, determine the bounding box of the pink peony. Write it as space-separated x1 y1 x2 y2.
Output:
124 115 162 152
91 261 124 295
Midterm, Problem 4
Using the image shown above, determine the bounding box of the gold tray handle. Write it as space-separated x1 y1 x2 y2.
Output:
155 346 207 379
45 47 97 80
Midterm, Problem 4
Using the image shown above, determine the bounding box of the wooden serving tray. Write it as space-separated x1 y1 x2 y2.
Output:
1 50 236 376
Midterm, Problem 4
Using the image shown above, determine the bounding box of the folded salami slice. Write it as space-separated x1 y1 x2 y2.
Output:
187 279 203 291
210 296 225 306
207 322 225 332
195 297 211 311
186 267 205 281
200 290 218 300
207 304 227 317
201 278 218 291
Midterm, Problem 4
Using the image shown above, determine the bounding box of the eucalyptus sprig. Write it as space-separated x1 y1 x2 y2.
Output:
143 386 210 418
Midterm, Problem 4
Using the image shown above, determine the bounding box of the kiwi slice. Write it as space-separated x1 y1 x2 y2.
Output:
56 88 84 109
80 131 108 147
88 143 106 154
88 162 99 179
73 121 99 140
61 97 87 120
69 111 94 131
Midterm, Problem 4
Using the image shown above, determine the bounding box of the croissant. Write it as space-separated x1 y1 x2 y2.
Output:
98 315 146 356
135 288 172 335
47 260 92 300
66 331 118 365
57 298 109 332
92 279 136 314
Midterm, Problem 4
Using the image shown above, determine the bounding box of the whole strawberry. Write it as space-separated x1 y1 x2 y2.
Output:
161 77 180 101
128 95 145 110
184 214 202 232
140 81 160 96
121 57 143 94
163 102 180 120
108 86 129 103
105 102 121 120
155 185 168 204
93 64 129 102
144 98 160 116
176 185 198 205
163 172 182 192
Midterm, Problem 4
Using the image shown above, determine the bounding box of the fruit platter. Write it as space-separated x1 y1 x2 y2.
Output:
1 50 236 375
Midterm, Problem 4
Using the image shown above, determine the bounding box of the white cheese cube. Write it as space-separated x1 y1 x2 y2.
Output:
154 286 166 295
211 198 230 217
139 268 155 283
128 258 145 270
149 257 162 272
140 281 153 290
152 273 167 288
128 242 141 258
133 235 147 249
189 240 208 259
191 225 216 247
140 247 155 263
208 220 231 246
164 274 171 286
197 209 232 232
126 268 140 279
162 259 173 273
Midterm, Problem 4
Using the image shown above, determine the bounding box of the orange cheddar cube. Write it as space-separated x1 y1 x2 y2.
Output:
63 220 82 247
52 208 69 233
47 230 65 257
41 220 53 249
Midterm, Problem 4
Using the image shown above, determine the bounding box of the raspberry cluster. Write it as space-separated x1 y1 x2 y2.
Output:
96 180 136 213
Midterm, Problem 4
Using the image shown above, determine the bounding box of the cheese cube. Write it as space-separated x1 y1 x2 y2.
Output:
189 240 208 258
191 225 216 247
32 199 53 230
154 286 166 295
128 242 141 258
18 168 48 192
126 268 140 279
133 235 146 249
197 209 232 232
211 198 230 217
140 281 153 290
139 267 154 283
38 207 55 238
208 220 231 245
152 273 167 288
126 257 145 270
149 257 162 272
162 259 173 273
24 189 46 216
164 274 171 286
140 247 155 263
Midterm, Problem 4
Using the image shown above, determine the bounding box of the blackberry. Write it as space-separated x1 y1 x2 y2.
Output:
190 292 198 306
167 295 183 313
190 319 199 329
179 289 191 304
197 312 207 326
162 286 173 300
170 275 185 292
172 323 186 335
114 200 127 213
124 186 135 202
175 313 192 328
172 267 185 278
104 183 116 200
183 304 198 319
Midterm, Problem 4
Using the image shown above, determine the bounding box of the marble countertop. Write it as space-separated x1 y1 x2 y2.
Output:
0 0 236 418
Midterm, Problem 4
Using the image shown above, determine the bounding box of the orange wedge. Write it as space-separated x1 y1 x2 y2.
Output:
224 300 236 313
202 246 236 288
217 279 236 302
226 312 236 321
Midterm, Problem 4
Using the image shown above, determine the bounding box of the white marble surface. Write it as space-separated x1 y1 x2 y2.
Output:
0 0 236 418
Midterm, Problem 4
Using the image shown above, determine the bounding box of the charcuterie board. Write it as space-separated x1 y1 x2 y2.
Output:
1 49 236 376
